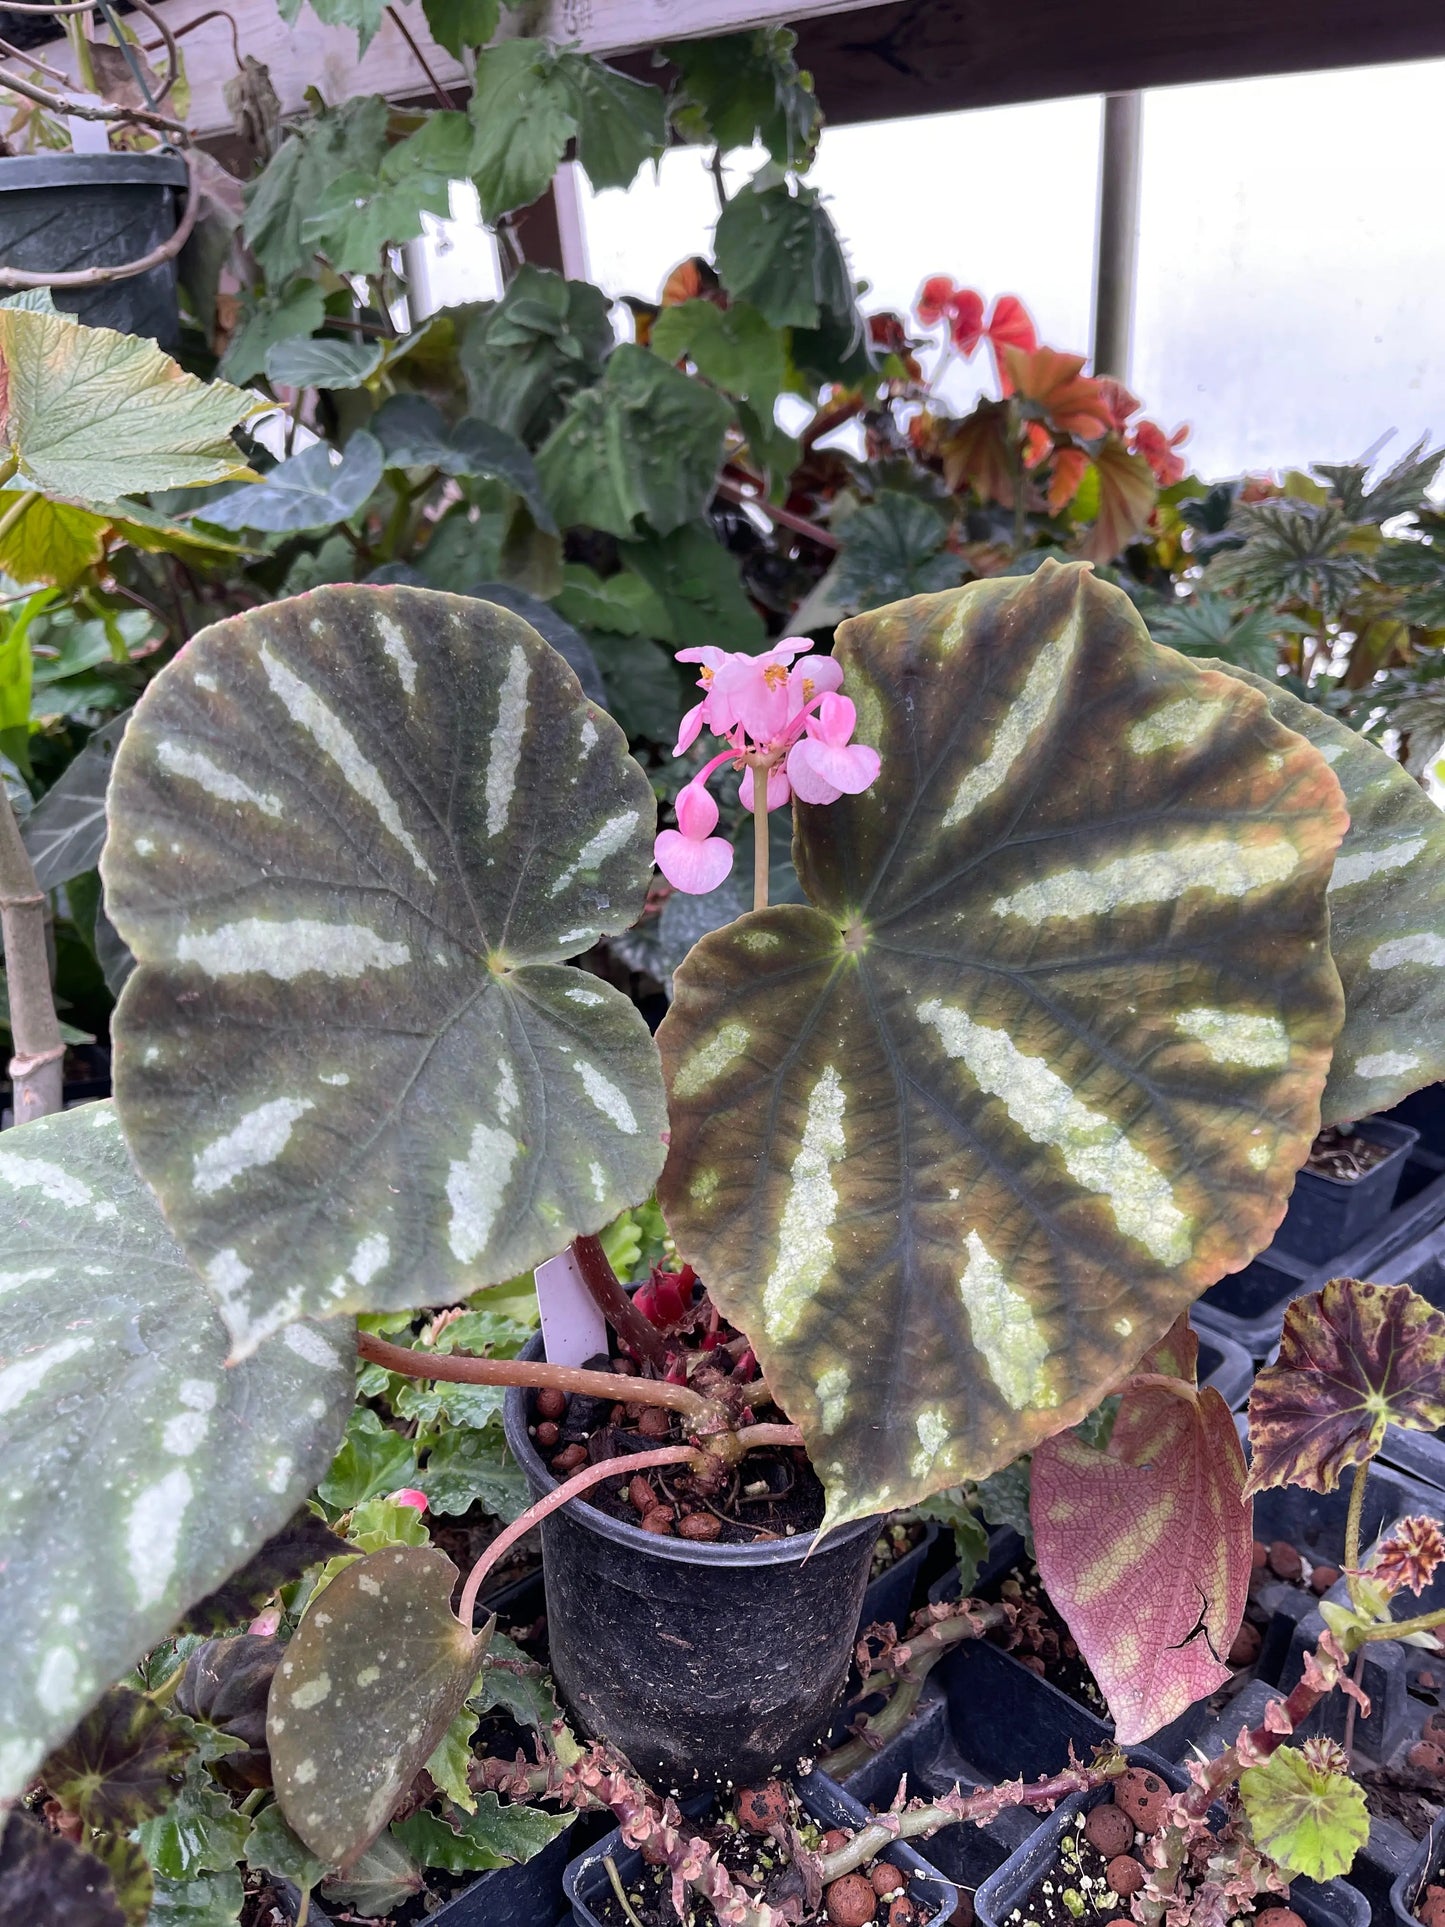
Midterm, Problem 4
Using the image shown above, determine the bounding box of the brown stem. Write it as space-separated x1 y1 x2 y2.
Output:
355 1329 710 1421
0 152 198 290
714 476 840 551
384 2 456 107
459 1445 695 1626
0 790 64 1124
570 1234 668 1368
0 59 185 131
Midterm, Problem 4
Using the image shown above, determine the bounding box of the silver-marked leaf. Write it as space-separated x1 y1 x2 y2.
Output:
658 561 1348 1529
22 709 131 890
1204 661 1445 1124
102 585 665 1354
0 1103 354 1802
200 433 384 533
465 581 605 706
268 1548 490 1869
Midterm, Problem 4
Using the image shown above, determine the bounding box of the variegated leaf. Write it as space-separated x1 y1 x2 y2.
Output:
658 560 1348 1527
268 1548 490 1869
102 586 665 1356
0 1104 354 1803
1205 661 1445 1123
1032 1371 1251 1743
1245 1278 1445 1494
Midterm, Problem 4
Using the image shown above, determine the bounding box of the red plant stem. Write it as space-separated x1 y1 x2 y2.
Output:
570 1234 669 1368
1180 1655 1343 1817
355 1330 710 1421
459 1446 694 1626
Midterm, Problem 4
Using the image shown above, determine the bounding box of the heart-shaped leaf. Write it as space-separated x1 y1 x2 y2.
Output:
1032 1371 1251 1743
268 1548 490 1869
0 1103 354 1801
657 561 1348 1527
1204 661 1445 1124
1245 1278 1445 1494
200 433 383 533
103 585 665 1354
1239 1744 1370 1881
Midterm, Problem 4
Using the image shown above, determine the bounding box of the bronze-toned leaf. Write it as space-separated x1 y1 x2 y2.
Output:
1246 1277 1445 1494
1204 660 1445 1124
0 1811 125 1927
103 585 665 1355
40 1686 191 1831
659 560 1348 1526
267 1547 490 1870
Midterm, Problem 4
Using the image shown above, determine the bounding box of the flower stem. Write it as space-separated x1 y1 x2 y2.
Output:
752 762 770 912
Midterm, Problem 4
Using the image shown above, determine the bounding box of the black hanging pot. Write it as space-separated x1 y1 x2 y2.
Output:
502 1334 879 1791
0 151 187 343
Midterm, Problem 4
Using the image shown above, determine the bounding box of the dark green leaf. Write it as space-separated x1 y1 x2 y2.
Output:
137 1760 250 1880
666 27 821 168
554 563 668 639
268 1549 490 1867
975 1458 1034 1550
1145 591 1291 675
467 41 575 222
588 632 687 743
419 1425 530 1519
144 1869 245 1926
470 1630 560 1730
536 343 731 538
0 1104 354 1802
1313 439 1445 524
372 397 556 531
42 1686 192 1830
0 1812 125 1927
460 267 613 445
245 1801 326 1890
201 433 383 533
1205 660 1445 1122
465 583 603 703
173 1637 281 1796
319 1831 422 1914
318 1409 418 1511
103 586 665 1349
835 494 962 611
391 1793 573 1872
714 182 855 333
264 336 383 390
218 282 327 385
620 524 765 649
557 52 666 193
179 1512 350 1635
22 710 130 890
243 99 389 286
278 0 385 53
421 0 498 57
649 299 786 408
301 113 475 274
657 561 1348 1526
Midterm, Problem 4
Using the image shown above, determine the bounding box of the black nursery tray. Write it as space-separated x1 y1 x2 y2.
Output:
1194 1145 1445 1358
1391 1809 1445 1927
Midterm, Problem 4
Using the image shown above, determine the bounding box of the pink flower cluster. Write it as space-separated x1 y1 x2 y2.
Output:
654 638 880 895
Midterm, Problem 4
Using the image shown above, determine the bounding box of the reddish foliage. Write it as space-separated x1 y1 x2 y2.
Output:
1001 346 1112 439
1371 1514 1445 1595
1133 418 1191 485
1032 1372 1251 1743
1245 1279 1445 1495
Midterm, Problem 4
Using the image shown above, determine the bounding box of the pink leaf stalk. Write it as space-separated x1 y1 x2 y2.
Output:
655 637 877 896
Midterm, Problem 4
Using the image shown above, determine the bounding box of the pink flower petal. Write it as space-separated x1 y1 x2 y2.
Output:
673 700 708 757
785 656 844 714
248 1607 282 1636
389 1487 429 1514
656 828 735 894
786 740 843 805
738 764 792 812
712 654 790 742
676 645 728 669
811 692 858 747
674 780 719 840
792 736 880 797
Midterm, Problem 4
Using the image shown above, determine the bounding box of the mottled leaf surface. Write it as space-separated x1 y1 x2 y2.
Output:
1239 1745 1370 1880
658 561 1348 1526
268 1548 490 1869
1246 1278 1445 1494
41 1686 191 1829
0 1104 354 1801
1032 1372 1251 1742
1206 661 1445 1123
103 586 665 1353
0 1811 125 1927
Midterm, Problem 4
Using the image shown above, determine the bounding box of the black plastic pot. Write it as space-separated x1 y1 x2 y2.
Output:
973 1749 1369 1927
1271 1117 1418 1264
1194 1142 1445 1357
0 152 186 343
563 1766 959 1927
1390 1809 1445 1926
502 1337 879 1790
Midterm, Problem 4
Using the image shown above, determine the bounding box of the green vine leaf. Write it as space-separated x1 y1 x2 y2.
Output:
649 300 787 409
658 561 1348 1526
421 0 498 57
459 266 613 446
713 180 855 333
666 28 821 169
103 585 665 1353
1245 1278 1445 1494
391 1793 573 1872
300 113 475 274
467 41 576 222
1239 1744 1370 1880
0 1104 354 1803
268 1548 491 1869
1205 660 1445 1123
558 52 667 193
243 99 389 286
537 344 732 539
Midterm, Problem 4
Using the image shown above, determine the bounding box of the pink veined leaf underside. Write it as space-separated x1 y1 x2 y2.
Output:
1032 1338 1251 1745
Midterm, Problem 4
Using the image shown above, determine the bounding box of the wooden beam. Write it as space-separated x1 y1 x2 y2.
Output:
30 0 881 142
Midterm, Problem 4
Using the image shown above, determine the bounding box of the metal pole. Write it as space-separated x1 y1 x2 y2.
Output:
1091 91 1143 382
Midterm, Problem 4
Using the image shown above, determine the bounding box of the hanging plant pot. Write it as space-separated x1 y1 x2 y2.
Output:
502 1335 879 1790
0 152 187 343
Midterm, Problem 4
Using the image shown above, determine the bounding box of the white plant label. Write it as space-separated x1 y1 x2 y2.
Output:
534 1247 608 1366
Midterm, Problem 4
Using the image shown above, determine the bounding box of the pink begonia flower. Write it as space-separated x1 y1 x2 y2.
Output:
787 695 882 805
655 639 879 894
248 1607 282 1637
655 779 734 894
389 1487 429 1514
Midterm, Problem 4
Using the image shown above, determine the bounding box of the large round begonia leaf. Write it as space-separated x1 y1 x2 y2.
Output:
1204 660 1445 1125
0 1104 354 1803
657 561 1349 1529
102 585 665 1356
